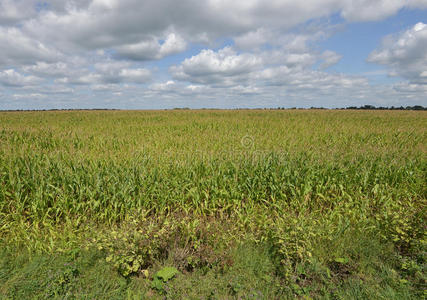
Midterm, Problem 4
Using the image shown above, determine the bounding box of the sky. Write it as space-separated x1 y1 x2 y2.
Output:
0 0 427 110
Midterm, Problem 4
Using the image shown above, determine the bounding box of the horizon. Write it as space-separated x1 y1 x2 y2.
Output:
1 104 426 112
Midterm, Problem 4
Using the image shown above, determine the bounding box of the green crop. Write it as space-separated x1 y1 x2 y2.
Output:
0 109 425 298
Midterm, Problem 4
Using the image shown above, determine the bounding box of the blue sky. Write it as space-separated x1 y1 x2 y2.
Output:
322 9 427 81
0 0 426 109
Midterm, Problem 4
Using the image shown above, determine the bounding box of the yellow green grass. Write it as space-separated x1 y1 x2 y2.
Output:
0 110 426 299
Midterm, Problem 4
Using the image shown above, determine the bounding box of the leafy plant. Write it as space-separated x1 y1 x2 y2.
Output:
151 266 179 294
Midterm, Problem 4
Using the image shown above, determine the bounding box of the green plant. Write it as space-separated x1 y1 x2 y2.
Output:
45 263 80 298
151 266 179 294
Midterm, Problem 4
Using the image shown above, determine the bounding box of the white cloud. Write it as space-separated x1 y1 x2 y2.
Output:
234 28 273 50
119 68 151 83
90 83 122 91
0 0 37 25
58 73 102 85
159 34 187 57
0 27 60 66
1 1 425 68
94 60 131 73
170 44 344 88
341 0 427 21
57 66 151 85
393 81 427 93
256 65 368 90
368 22 427 84
169 45 370 105
0 69 42 87
320 50 342 69
13 93 47 100
170 47 262 85
341 0 405 22
18 0 426 55
22 62 71 77
115 33 186 60
149 80 176 92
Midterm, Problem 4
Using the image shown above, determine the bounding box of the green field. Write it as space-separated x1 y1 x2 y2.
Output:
0 110 426 299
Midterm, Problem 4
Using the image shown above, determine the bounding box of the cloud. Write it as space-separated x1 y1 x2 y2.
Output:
12 93 47 100
1 1 425 67
170 47 262 86
393 81 427 93
22 62 71 77
234 28 274 50
119 68 151 83
0 0 37 25
57 66 152 85
169 44 369 106
170 43 344 87
18 0 427 55
57 73 102 85
90 83 122 92
320 50 342 69
368 22 427 84
341 0 405 22
149 80 177 92
115 33 186 60
340 0 427 22
407 0 427 10
0 69 42 87
0 27 60 66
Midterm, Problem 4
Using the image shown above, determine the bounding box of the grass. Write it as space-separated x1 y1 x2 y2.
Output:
0 109 425 299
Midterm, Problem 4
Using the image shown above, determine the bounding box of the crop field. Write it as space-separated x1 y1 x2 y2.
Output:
0 110 426 299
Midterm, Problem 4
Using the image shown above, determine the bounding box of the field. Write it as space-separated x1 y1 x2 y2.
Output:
0 110 425 299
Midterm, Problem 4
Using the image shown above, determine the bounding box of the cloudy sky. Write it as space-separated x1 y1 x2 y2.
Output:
0 0 427 109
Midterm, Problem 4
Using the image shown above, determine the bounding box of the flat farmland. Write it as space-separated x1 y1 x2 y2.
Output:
0 110 425 299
